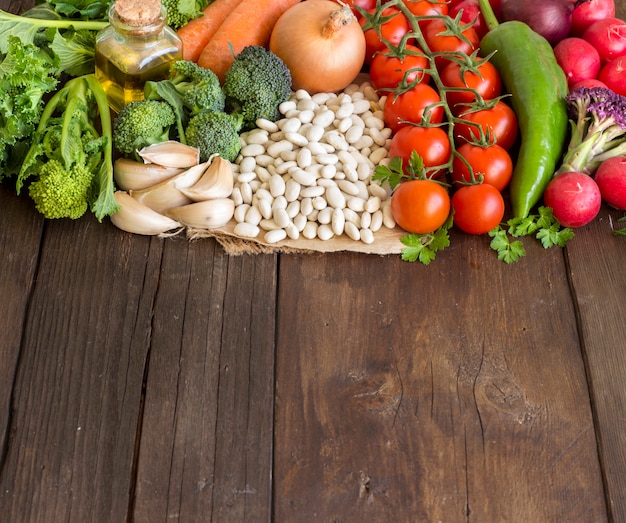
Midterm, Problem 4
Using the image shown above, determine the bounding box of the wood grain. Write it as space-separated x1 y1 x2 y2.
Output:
274 234 607 521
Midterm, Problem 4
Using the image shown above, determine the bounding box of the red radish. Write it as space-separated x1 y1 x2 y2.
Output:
582 18 626 64
598 55 626 96
594 156 626 209
543 171 602 227
570 0 615 37
554 37 601 88
571 78 608 89
449 0 488 39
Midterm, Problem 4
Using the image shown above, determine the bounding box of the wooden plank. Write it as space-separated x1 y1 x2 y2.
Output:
0 187 43 464
274 234 607 522
0 216 162 521
565 209 626 522
133 244 277 523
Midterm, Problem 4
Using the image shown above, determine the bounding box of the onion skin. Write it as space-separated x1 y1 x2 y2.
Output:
501 0 577 46
269 0 366 94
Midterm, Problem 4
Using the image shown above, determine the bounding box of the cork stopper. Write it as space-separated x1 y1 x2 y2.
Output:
114 0 161 26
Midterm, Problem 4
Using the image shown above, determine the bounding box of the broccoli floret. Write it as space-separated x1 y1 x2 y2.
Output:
222 46 292 130
556 86 626 176
28 159 93 219
161 0 210 31
17 74 119 221
185 111 243 162
113 100 176 159
169 59 225 115
144 59 225 143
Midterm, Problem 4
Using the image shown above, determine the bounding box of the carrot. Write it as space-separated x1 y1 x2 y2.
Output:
177 0 243 63
197 0 301 83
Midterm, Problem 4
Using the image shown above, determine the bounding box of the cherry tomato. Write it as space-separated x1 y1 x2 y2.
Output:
440 60 502 114
451 143 513 192
402 0 448 21
391 179 451 234
453 100 518 151
383 83 444 133
369 45 430 94
422 17 480 70
361 7 411 64
451 183 505 234
389 125 452 177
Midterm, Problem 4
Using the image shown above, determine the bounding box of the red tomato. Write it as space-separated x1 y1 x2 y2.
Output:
361 7 411 64
422 17 480 69
451 143 513 192
391 179 451 234
451 183 505 234
402 0 448 20
389 125 452 177
369 45 430 93
440 60 502 114
383 83 443 133
453 101 518 151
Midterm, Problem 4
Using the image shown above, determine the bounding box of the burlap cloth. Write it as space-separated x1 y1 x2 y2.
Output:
187 220 406 256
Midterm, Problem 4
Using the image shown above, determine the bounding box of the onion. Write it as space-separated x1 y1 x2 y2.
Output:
269 0 366 94
501 0 578 46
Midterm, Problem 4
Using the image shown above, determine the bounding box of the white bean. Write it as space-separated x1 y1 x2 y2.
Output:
256 118 279 132
234 203 250 223
257 198 273 220
360 228 374 244
302 221 318 239
317 224 334 241
245 205 262 226
269 174 286 198
234 222 260 238
265 228 287 244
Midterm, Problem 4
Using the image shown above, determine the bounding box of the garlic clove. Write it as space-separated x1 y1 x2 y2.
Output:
114 158 184 191
164 198 235 229
128 161 213 214
177 155 234 201
110 191 183 236
137 141 200 168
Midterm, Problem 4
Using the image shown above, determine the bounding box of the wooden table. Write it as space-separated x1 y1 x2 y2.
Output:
2 1 626 521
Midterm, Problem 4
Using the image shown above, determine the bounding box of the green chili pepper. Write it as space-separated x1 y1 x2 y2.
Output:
477 0 568 218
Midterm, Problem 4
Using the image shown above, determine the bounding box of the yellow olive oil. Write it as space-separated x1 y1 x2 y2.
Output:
94 2 182 114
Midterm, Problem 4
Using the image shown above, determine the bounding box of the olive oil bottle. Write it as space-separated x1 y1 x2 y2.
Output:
95 0 183 113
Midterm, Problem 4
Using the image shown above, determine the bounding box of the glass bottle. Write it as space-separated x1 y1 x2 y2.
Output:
95 0 183 113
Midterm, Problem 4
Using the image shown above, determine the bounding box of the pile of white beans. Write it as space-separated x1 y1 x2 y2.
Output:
229 81 397 245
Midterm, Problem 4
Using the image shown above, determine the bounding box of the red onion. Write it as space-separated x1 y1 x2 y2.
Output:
501 0 578 46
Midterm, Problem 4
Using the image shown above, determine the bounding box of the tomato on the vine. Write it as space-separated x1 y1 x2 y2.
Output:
370 44 430 94
389 125 451 177
402 0 448 21
451 143 513 192
422 17 480 69
451 183 505 234
453 100 518 151
391 179 451 234
383 83 443 133
440 60 502 114
361 7 411 64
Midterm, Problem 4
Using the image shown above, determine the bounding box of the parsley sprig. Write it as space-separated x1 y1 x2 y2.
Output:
489 206 575 263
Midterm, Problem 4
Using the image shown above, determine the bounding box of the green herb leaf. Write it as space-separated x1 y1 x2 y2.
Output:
489 226 526 263
399 214 452 265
